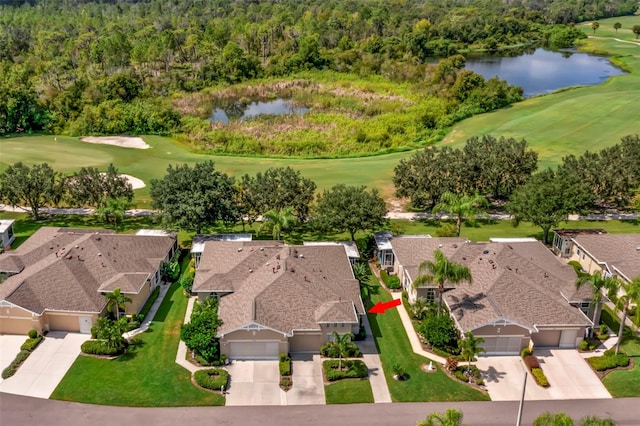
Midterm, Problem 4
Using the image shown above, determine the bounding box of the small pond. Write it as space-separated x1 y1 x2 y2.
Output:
464 48 624 97
210 98 309 123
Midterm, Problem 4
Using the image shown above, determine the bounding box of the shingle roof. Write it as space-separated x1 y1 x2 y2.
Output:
0 228 175 314
390 237 592 332
573 234 640 282
194 241 363 336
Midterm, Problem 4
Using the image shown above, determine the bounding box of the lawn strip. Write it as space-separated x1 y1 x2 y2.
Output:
325 379 374 404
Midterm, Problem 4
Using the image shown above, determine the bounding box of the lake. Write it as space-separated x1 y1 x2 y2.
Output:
210 98 309 123
464 48 624 97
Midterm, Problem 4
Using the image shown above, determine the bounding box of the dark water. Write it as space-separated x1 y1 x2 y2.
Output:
464 48 624 97
210 98 309 123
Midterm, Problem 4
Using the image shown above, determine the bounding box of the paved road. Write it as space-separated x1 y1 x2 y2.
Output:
2 393 639 425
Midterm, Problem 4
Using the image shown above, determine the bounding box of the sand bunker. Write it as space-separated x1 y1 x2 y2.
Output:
119 174 145 190
80 136 150 149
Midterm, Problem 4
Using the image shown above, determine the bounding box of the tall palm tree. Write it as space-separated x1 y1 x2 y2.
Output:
432 192 487 237
413 249 472 316
104 287 132 320
95 197 130 233
417 409 464 426
576 271 620 329
458 331 485 375
609 276 640 354
331 331 354 371
259 206 297 241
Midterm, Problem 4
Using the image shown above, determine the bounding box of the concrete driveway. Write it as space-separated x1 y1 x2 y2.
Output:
225 361 283 406
285 354 325 405
476 349 611 401
0 332 89 398
0 335 26 383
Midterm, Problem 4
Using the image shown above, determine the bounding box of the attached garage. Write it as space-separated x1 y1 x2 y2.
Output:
229 341 280 360
479 336 523 355
289 333 321 353
0 317 34 334
532 330 561 347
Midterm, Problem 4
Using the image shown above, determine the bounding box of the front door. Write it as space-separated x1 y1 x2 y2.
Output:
79 316 92 334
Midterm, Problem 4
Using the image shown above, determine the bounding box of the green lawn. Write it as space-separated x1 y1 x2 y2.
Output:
442 16 640 169
364 274 489 402
50 282 224 406
602 335 640 398
325 379 375 404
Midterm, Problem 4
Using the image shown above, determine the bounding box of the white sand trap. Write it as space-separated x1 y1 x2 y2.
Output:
80 136 150 149
120 174 145 190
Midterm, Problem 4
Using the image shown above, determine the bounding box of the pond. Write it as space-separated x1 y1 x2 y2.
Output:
210 98 309 123
464 48 624 97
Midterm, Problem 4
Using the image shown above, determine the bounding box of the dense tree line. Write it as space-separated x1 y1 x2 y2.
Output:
1 0 630 136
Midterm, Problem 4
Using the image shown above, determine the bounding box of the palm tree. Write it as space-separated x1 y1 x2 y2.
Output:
576 271 620 329
413 249 472 316
609 276 640 354
95 197 130 233
331 331 354 371
432 192 487 237
104 287 132 320
409 296 431 321
259 206 297 241
417 408 464 426
613 22 622 33
458 331 485 375
592 21 600 34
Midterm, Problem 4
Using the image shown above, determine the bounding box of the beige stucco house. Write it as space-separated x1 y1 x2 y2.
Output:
192 240 364 360
0 227 177 335
387 235 592 355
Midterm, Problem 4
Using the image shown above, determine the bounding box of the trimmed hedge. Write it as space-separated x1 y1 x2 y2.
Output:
139 286 161 320
28 329 38 339
81 340 126 356
323 360 368 381
1 350 30 379
279 354 292 376
380 269 401 289
20 336 43 352
531 368 549 387
194 368 229 390
587 352 630 371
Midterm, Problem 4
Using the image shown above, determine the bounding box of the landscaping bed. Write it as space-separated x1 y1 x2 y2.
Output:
521 349 550 388
588 349 632 378
193 368 229 392
279 353 293 391
322 360 368 382
1 333 44 379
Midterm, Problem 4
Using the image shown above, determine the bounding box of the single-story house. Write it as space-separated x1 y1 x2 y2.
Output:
388 235 593 354
0 219 16 250
553 229 640 284
0 227 177 335
190 233 253 267
192 240 365 360
303 241 360 265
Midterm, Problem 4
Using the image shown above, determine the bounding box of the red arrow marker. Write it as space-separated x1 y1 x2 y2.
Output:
368 299 402 314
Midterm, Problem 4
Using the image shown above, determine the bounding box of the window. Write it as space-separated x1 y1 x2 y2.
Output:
577 249 581 256
580 302 591 316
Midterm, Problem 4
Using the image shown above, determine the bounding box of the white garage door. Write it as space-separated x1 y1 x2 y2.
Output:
229 341 279 360
480 336 522 355
559 329 578 348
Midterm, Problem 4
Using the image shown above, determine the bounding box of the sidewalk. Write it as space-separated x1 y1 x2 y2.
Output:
123 283 171 340
175 296 202 373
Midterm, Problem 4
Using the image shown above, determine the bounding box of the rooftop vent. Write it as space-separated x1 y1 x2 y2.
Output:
299 254 304 259
249 268 253 273
98 253 102 256
260 247 264 251
438 244 443 248
237 247 243 252
482 250 490 255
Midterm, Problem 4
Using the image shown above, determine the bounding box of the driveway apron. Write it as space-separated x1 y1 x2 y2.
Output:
225 360 282 406
0 332 89 398
286 354 325 405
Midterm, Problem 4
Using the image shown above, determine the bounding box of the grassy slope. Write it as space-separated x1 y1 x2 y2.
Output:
50 282 224 406
441 16 640 169
325 379 375 404
365 274 489 402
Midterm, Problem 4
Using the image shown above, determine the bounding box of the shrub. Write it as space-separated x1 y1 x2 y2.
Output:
521 347 532 358
323 360 368 381
531 368 549 387
588 353 629 371
598 334 609 341
139 286 160 320
160 261 181 282
392 363 406 379
387 275 401 289
353 324 366 341
20 336 43 352
1 350 30 379
445 357 458 371
320 341 361 358
194 369 229 390
279 354 292 376
419 314 460 354
81 340 126 356
280 376 293 389
28 329 38 339
453 369 469 382
599 324 609 335
523 355 540 370
579 340 589 351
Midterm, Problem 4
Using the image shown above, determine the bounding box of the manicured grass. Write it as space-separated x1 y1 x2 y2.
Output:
50 282 224 406
325 379 374 404
364 274 489 402
442 16 640 169
602 335 640 398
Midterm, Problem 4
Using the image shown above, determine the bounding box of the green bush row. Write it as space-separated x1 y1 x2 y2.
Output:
587 353 630 371
531 368 549 387
194 369 229 390
323 360 368 381
279 354 292 376
81 340 126 356
20 336 43 352
139 286 161 321
1 350 31 379
379 269 401 289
